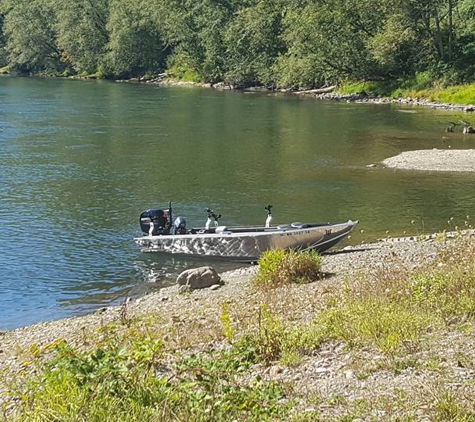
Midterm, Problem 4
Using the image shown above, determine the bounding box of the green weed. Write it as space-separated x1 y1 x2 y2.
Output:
339 77 475 105
338 80 400 97
166 53 202 83
220 301 235 343
433 392 475 421
13 336 291 422
312 297 431 354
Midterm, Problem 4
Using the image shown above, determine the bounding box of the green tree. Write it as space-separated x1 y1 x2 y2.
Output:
224 0 284 87
456 0 475 79
367 14 418 78
164 0 238 83
275 0 380 88
104 0 167 78
380 0 463 80
0 1 6 66
55 0 109 75
2 0 62 73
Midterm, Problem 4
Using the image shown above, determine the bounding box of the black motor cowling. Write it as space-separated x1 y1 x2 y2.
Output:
140 209 171 235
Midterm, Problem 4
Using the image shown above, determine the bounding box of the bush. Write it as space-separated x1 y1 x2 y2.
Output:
166 52 202 83
253 249 322 288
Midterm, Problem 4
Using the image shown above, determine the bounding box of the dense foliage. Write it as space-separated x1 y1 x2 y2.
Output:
1 0 475 88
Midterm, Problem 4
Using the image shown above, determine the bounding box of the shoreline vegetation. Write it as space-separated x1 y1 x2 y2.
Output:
2 233 475 420
2 0 475 105
5 69 475 112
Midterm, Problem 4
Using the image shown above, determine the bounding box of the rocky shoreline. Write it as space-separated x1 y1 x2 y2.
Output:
2 234 475 419
312 91 475 112
124 75 475 112
4 72 475 112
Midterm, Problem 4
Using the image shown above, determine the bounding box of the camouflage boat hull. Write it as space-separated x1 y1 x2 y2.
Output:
134 220 357 262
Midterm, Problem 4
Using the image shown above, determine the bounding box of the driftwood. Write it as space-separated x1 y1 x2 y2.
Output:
295 85 337 95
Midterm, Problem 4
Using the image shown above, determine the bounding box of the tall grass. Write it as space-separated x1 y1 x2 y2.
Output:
243 236 475 364
339 76 475 104
403 84 475 104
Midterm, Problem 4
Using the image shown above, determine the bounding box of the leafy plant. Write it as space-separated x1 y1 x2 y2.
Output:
13 332 291 421
253 249 322 288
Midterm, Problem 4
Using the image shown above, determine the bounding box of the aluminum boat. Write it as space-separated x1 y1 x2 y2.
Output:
134 204 358 262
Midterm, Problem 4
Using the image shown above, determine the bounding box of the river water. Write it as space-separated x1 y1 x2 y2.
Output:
1 76 475 329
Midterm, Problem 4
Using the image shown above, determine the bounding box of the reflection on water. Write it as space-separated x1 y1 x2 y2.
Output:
1 76 475 329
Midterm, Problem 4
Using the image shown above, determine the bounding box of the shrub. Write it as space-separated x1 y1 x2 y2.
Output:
253 249 322 288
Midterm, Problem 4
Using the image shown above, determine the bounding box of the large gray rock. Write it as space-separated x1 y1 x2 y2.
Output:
176 266 221 290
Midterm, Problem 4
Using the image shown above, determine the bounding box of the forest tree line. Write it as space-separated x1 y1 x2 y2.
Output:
1 0 475 90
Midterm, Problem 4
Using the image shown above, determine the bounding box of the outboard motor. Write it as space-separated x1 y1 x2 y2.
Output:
174 216 187 234
139 209 171 236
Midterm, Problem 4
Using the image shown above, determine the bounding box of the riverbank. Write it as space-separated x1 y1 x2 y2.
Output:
2 233 475 420
138 75 475 110
313 90 475 112
5 72 475 112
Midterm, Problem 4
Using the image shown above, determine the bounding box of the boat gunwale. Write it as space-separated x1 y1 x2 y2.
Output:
134 220 358 242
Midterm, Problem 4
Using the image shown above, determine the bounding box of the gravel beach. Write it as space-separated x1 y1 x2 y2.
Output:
2 234 475 420
383 149 475 172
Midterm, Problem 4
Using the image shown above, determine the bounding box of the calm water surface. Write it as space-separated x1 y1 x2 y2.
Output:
1 76 475 329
